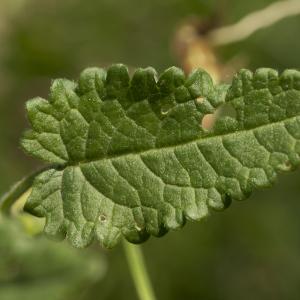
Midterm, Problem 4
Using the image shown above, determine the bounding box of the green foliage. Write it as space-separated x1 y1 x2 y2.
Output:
21 65 300 248
0 216 106 300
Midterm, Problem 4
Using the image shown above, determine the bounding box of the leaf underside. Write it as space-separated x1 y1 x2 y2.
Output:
21 64 300 248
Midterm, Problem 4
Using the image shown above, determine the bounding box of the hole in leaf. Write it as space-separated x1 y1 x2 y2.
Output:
99 214 107 222
201 104 237 131
214 104 238 133
220 103 237 119
201 114 215 130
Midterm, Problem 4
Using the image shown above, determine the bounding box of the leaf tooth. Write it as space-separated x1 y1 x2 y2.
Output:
226 69 252 101
162 204 185 230
280 69 300 91
78 67 106 97
96 223 121 249
182 188 209 221
120 207 151 243
105 64 130 99
43 216 66 242
130 67 158 101
121 226 150 244
158 66 185 95
21 131 68 164
185 68 214 99
206 188 226 211
174 85 191 103
253 68 279 90
140 206 167 237
26 96 48 111
26 97 58 132
65 221 95 248
49 79 79 117
208 83 228 108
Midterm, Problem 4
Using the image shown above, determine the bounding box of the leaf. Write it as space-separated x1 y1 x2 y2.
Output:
0 216 106 300
21 65 300 248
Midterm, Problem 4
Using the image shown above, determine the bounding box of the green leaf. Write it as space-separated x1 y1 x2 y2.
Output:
0 216 106 300
21 65 300 248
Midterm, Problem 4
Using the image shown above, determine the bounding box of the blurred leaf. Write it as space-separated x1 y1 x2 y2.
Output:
0 215 106 300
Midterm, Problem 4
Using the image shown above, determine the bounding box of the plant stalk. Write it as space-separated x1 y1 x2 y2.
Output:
123 241 156 300
0 166 52 214
209 0 300 46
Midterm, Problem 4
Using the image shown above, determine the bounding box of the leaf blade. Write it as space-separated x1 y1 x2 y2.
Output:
21 66 300 248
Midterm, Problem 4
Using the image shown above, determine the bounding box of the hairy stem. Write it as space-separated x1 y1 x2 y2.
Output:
0 166 51 214
123 241 156 300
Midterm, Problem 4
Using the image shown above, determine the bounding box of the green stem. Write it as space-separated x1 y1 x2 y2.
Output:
0 166 51 214
123 241 156 300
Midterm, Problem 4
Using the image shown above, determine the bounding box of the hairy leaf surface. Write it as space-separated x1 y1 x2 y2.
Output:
21 65 300 248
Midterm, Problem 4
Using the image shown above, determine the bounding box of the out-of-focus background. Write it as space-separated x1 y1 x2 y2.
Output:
1 0 300 299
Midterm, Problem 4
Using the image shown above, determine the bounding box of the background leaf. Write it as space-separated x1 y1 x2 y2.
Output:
0 216 106 300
